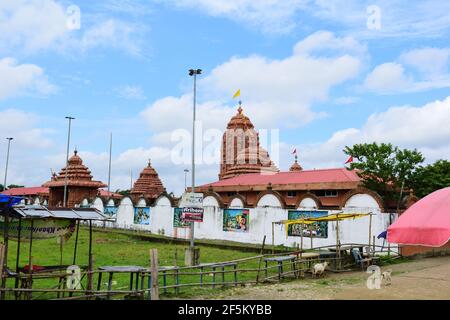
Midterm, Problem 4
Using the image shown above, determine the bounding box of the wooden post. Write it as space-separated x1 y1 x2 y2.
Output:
368 214 373 257
310 224 314 249
86 221 93 297
256 235 266 283
14 218 22 293
336 217 340 269
300 224 303 258
150 249 159 300
0 205 10 300
72 220 80 265
27 220 34 300
0 244 5 300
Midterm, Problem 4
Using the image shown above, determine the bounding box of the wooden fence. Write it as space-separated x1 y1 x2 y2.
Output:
0 243 400 300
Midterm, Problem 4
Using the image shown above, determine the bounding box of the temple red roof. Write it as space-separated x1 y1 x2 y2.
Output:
199 168 360 191
42 150 106 189
1 187 48 196
130 160 165 200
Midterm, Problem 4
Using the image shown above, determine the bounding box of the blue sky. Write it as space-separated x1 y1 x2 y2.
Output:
1 0 450 195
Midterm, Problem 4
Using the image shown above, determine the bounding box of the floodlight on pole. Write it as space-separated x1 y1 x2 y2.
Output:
188 68 202 248
3 137 13 191
63 116 75 208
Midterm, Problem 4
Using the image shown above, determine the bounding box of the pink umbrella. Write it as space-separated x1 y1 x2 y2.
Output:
387 187 450 247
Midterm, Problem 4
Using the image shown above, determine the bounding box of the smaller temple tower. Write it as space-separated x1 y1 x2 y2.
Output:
289 153 303 172
130 160 165 202
42 150 107 208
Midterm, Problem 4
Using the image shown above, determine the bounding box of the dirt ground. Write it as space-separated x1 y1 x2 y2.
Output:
205 256 450 300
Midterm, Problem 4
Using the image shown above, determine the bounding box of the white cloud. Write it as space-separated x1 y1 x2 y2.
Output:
163 0 308 34
0 58 56 100
364 63 410 94
0 0 145 56
163 0 450 38
365 47 450 94
400 47 450 77
116 85 146 100
299 96 450 169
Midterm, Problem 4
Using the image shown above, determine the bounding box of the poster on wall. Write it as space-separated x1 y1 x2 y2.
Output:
173 208 190 228
287 210 328 238
223 209 249 232
134 207 150 225
104 206 117 218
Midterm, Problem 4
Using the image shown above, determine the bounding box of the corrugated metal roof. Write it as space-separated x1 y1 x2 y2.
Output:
2 205 109 221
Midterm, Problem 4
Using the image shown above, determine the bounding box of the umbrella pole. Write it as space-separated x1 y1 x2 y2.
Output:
300 224 303 258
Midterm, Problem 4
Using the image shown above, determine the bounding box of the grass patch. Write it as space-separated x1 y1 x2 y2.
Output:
3 227 269 300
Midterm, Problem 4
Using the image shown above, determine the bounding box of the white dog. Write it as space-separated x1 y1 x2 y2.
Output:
312 261 329 278
381 269 392 286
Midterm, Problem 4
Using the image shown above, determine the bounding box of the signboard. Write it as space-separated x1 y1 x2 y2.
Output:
180 192 204 223
0 219 76 241
174 208 190 228
180 192 203 208
181 207 204 222
223 209 249 232
134 207 150 225
287 210 328 238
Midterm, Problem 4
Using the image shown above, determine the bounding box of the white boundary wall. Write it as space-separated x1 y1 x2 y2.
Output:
83 193 396 249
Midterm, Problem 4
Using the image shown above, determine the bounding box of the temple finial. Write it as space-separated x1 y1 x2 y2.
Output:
148 158 151 167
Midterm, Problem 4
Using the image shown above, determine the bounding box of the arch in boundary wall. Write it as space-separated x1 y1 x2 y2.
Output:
297 193 321 209
256 191 284 208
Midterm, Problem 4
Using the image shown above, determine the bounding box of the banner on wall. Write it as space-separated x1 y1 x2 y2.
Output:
174 208 190 228
182 207 204 222
287 210 328 238
104 206 117 218
134 207 150 225
223 209 249 232
0 218 76 241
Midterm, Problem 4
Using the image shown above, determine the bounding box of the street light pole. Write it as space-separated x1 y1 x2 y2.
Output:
63 116 75 207
184 169 189 191
188 68 201 248
3 138 13 191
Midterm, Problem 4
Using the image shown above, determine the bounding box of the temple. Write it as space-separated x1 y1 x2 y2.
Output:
130 159 165 202
197 106 386 210
42 150 107 208
219 105 279 180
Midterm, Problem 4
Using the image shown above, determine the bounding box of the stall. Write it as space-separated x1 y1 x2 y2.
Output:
0 196 110 300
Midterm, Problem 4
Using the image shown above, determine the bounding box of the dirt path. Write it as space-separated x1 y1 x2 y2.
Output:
203 256 450 300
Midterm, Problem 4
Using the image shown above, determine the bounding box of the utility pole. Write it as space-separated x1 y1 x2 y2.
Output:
184 169 189 191
3 138 13 191
107 132 113 194
63 116 75 207
188 68 202 248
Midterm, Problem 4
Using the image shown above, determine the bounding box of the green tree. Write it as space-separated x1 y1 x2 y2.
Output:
7 184 24 189
116 189 131 196
410 160 450 198
343 142 424 204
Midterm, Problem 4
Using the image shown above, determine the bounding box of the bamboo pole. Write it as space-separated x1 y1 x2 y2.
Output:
86 221 93 297
0 244 5 300
150 249 159 300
